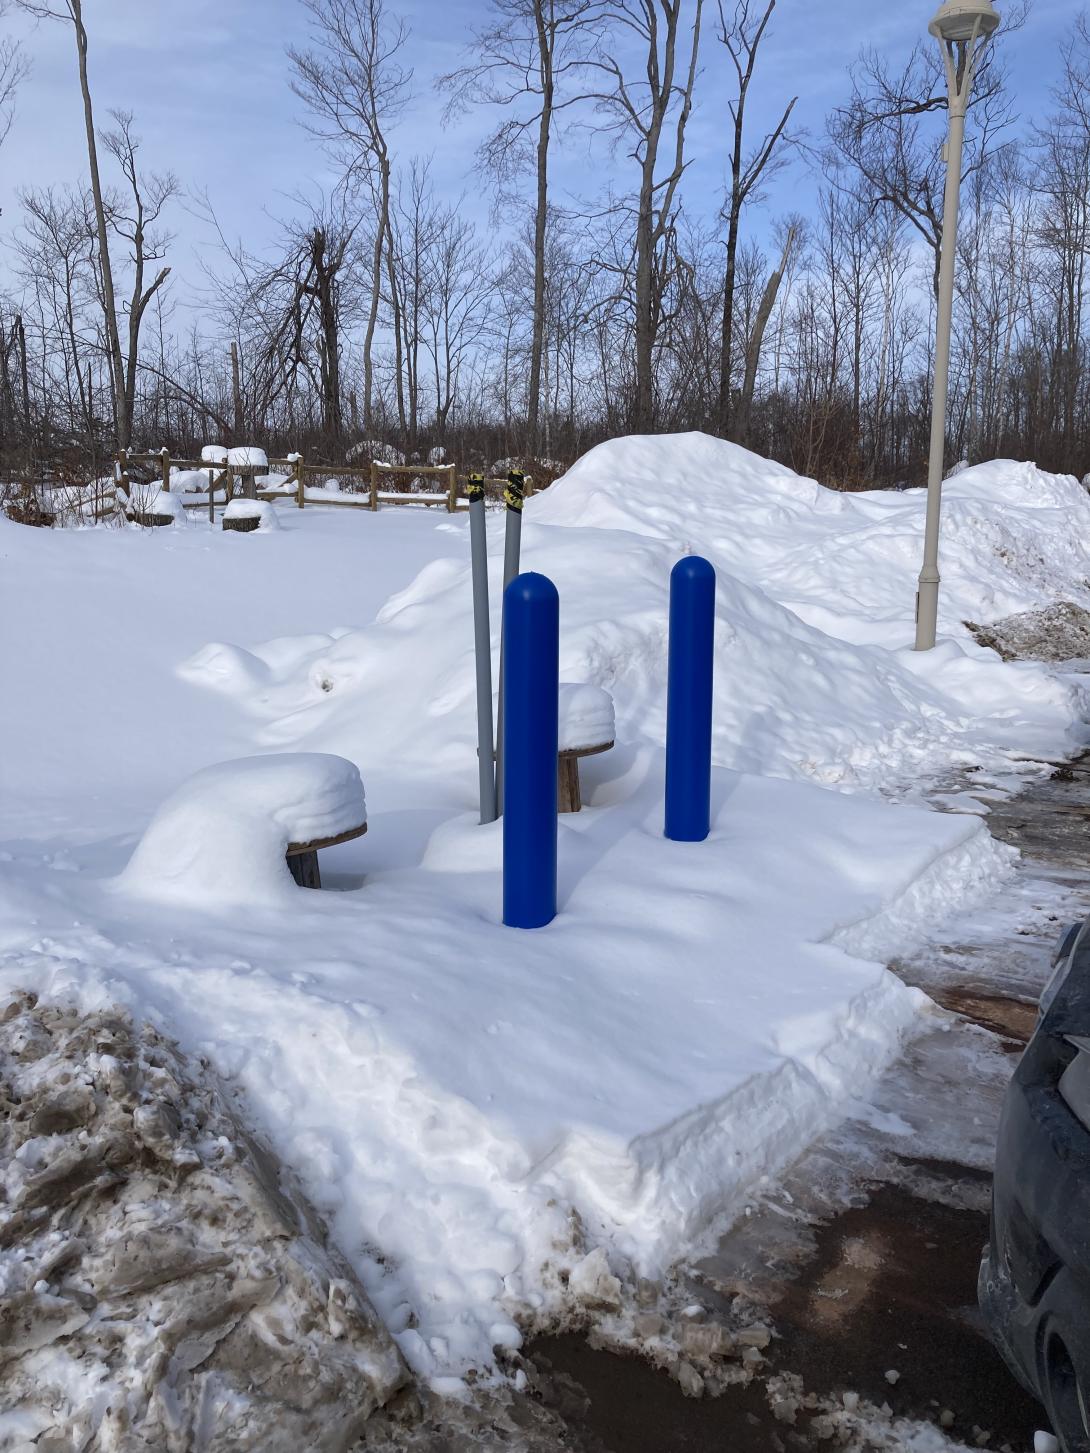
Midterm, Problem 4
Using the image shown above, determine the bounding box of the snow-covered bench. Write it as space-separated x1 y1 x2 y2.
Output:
118 753 367 904
557 684 615 813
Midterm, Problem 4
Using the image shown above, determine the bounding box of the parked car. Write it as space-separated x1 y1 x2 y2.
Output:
980 918 1090 1451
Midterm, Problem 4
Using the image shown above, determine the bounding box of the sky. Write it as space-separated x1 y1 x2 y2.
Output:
0 0 1080 317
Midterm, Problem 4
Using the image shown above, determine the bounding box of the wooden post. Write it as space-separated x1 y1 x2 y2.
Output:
446 464 458 513
160 447 171 493
370 460 379 512
295 452 305 509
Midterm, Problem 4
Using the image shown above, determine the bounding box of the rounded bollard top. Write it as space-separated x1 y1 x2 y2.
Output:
504 571 559 609
671 554 716 586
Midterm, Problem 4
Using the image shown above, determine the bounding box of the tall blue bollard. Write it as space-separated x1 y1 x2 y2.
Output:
503 572 559 929
665 555 716 843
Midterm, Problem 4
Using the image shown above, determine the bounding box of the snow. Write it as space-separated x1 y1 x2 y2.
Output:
227 445 268 468
170 467 216 493
201 444 228 464
1 432 1088 1391
558 682 615 750
224 497 280 529
147 489 186 524
347 439 405 466
117 753 366 907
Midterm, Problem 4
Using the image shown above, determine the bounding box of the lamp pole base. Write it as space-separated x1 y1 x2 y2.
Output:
915 570 940 651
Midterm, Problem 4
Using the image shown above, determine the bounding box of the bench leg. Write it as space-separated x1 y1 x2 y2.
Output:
558 755 581 813
288 850 321 889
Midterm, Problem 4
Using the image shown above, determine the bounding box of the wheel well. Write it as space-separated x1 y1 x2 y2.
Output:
1043 1328 1090 1453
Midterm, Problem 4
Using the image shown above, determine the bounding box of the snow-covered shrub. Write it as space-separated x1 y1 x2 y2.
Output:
346 439 405 467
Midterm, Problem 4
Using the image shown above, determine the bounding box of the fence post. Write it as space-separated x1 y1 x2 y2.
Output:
446 464 458 513
160 447 171 493
295 452 305 509
495 470 525 816
664 556 716 843
468 473 497 825
370 460 379 511
502 572 559 929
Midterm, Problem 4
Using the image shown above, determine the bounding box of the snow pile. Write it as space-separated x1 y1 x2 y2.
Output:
227 446 268 469
117 753 365 907
558 682 615 750
196 458 1085 796
170 467 215 493
201 444 228 464
427 446 447 465
224 497 281 530
0 994 408 1449
146 490 186 525
967 601 1090 662
533 437 1090 652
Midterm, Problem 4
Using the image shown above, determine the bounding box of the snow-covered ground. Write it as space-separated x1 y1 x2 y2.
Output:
1 433 1088 1400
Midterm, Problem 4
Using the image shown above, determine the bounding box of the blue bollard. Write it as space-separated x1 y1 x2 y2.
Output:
665 555 716 842
503 572 559 928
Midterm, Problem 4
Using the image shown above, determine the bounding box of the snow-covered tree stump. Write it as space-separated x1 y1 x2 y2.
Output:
134 490 186 529
557 684 616 814
223 498 278 533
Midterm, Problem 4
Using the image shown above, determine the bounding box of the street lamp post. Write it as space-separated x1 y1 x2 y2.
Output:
915 0 1000 651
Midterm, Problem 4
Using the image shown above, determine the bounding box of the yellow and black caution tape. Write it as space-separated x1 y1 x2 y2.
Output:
466 472 485 504
505 470 525 512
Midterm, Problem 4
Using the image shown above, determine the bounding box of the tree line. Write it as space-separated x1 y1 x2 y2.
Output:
1 0 1088 489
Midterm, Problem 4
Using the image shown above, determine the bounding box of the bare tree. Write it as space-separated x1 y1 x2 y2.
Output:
715 0 796 438
732 215 799 447
0 1 28 153
828 13 1019 300
15 0 135 446
289 0 411 439
100 111 176 447
441 0 603 454
589 0 703 430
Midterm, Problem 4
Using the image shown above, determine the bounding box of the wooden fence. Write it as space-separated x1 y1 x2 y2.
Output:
111 448 532 515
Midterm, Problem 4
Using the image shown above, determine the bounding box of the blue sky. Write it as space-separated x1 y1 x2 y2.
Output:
0 0 1080 306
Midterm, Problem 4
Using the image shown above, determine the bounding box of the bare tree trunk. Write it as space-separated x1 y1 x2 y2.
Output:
715 0 795 437
230 341 243 438
362 158 390 437
526 0 554 455
732 223 796 447
69 1 127 447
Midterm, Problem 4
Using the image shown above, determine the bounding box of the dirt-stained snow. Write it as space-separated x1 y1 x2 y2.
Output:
0 994 408 1451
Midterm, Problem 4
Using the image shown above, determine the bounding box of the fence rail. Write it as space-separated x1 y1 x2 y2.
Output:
114 448 535 515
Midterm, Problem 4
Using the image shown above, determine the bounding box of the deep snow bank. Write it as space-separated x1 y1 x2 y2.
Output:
182 437 1087 796
0 763 1014 1389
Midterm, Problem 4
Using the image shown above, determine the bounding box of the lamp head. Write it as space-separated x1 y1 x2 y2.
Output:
928 0 1000 43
